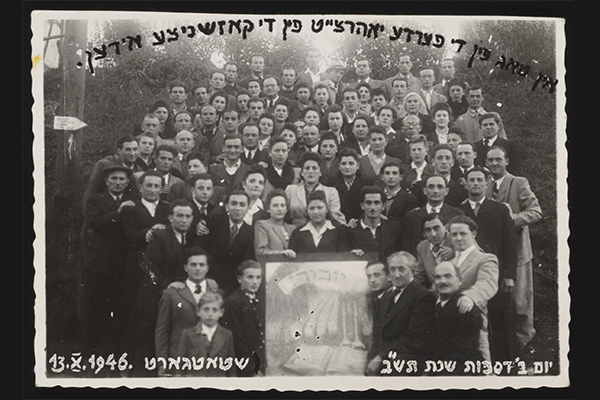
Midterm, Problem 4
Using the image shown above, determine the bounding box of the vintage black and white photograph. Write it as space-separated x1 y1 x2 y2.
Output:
29 9 568 392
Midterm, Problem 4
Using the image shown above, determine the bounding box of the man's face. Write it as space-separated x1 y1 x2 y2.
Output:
369 133 387 153
154 150 175 173
193 87 209 105
467 89 483 109
117 140 139 165
419 69 435 90
192 179 214 204
320 139 338 161
449 85 464 102
197 301 223 328
402 116 422 139
263 78 279 98
250 56 265 75
327 112 343 131
296 87 311 104
409 142 427 164
378 109 394 129
433 149 454 175
405 96 421 114
248 81 262 97
366 263 390 293
392 80 408 100
352 118 369 141
140 175 162 203
238 267 263 294
169 86 187 105
168 205 194 233
339 156 358 178
243 172 265 200
226 194 249 223
455 144 476 169
480 117 500 140
187 159 206 176
314 88 329 107
485 148 509 177
270 141 289 167
137 136 155 156
237 94 250 112
249 101 264 120
423 176 448 204
274 104 289 123
221 111 239 134
388 255 414 290
423 218 446 246
210 72 226 90
200 106 217 127
465 170 488 198
242 126 260 149
433 110 450 129
343 91 359 112
381 166 402 188
355 60 371 79
433 262 462 299
328 68 344 83
184 255 209 284
141 117 160 136
105 171 130 195
223 138 243 162
174 113 193 132
372 94 387 111
175 131 194 154
440 60 456 80
302 126 320 147
398 55 412 75
361 193 384 220
449 222 476 251
224 64 238 83
447 133 462 150
306 50 321 69
281 69 297 87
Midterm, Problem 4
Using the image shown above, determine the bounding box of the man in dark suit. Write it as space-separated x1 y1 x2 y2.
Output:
379 160 419 222
348 186 402 262
197 190 256 295
425 261 484 369
79 165 136 359
366 251 436 376
240 122 269 166
399 174 465 257
187 173 226 230
474 113 522 176
132 144 188 203
154 247 221 376
209 134 252 195
222 260 266 376
414 213 454 289
364 260 392 351
451 141 477 186
459 167 519 361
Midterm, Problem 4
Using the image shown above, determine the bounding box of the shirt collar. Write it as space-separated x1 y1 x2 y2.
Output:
186 278 206 294
300 220 335 234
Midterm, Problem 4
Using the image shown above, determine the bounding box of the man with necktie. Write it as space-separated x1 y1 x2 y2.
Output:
473 112 522 176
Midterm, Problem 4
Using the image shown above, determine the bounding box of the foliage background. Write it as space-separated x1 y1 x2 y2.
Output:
41 14 563 375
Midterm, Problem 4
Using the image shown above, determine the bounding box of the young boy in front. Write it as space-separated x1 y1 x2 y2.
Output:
178 291 236 377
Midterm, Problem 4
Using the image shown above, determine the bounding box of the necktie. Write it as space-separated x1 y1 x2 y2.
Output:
430 206 437 214
425 91 431 109
194 283 202 294
392 287 401 303
229 224 239 246
201 204 207 217
483 139 490 147
181 233 186 246
473 202 481 216
492 181 500 199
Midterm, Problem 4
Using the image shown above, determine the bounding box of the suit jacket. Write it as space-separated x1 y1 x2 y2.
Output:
254 218 296 256
425 291 484 364
198 212 255 294
401 163 435 196
383 73 421 97
81 189 135 275
383 188 419 222
399 203 465 257
332 174 374 221
418 89 447 113
368 279 436 363
241 147 269 166
209 161 252 195
155 279 220 360
414 235 454 289
285 182 346 227
319 157 341 187
474 137 522 176
410 176 468 208
349 77 386 92
131 171 187 203
358 154 402 183
459 198 519 281
485 173 542 264
264 163 299 191
288 222 350 254
347 219 401 261
178 324 236 377
221 288 266 376
453 246 499 312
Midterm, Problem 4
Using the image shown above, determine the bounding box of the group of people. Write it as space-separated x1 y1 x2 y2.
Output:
77 48 543 377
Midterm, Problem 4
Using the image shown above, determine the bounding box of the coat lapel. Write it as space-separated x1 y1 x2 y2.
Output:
208 326 227 358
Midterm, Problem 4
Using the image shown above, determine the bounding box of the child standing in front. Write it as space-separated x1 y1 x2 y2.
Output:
178 291 236 377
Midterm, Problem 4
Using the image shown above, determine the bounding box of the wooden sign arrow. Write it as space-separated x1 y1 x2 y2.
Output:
53 116 87 131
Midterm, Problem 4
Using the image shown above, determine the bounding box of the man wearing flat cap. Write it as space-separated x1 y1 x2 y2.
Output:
321 59 349 106
78 163 137 364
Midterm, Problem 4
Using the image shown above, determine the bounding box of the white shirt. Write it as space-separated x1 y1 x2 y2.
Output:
393 278 414 303
201 323 218 342
468 198 484 212
186 279 207 304
300 220 336 247
410 161 428 181
305 68 323 84
435 128 449 144
426 202 443 214
273 165 284 177
141 198 158 217
455 244 477 268
224 158 242 175
360 219 381 239
483 135 498 147
243 198 264 226
173 230 186 245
